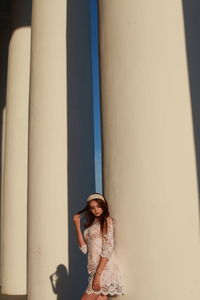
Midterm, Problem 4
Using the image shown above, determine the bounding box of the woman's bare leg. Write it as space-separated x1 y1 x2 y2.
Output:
81 292 99 300
96 295 108 300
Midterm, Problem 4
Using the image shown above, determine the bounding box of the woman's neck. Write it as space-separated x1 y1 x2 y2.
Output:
93 218 99 223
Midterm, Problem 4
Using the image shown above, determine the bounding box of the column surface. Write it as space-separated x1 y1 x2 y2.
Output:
0 106 6 287
27 1 68 300
0 19 10 287
99 1 200 299
1 0 31 294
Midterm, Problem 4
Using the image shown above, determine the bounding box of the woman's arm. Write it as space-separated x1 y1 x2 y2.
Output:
95 256 109 276
92 217 115 291
73 214 87 254
92 257 109 291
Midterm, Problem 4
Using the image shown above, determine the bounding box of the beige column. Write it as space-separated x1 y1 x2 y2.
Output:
0 23 9 287
27 1 68 300
0 107 6 286
1 0 31 294
99 1 200 300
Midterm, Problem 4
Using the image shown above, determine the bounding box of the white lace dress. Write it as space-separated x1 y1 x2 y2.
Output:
79 217 124 296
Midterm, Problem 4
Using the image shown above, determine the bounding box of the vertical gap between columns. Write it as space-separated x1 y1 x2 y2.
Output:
90 0 102 194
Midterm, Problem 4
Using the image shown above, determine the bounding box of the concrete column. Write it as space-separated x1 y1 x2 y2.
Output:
1 0 31 294
0 107 6 287
0 18 10 287
99 1 200 299
27 1 68 300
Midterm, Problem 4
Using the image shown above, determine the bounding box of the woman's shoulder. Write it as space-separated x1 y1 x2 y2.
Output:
106 216 116 226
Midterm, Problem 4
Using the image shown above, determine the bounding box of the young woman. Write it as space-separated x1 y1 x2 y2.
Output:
73 193 124 300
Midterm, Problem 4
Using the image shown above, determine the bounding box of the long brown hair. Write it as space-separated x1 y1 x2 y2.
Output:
77 193 112 234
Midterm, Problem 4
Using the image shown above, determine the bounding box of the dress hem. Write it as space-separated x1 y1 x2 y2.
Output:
85 290 125 296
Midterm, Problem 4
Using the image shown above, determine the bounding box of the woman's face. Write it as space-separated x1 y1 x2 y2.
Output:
89 200 103 218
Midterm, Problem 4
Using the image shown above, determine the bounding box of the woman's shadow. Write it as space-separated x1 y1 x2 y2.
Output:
49 264 69 300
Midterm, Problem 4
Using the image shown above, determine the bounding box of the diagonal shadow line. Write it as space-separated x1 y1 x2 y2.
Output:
182 0 200 222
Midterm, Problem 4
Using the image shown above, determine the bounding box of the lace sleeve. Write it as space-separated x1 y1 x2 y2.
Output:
100 217 114 259
79 243 87 254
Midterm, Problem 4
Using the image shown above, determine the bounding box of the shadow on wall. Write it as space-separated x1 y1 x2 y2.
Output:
49 264 69 300
182 1 200 219
67 0 96 299
0 296 26 300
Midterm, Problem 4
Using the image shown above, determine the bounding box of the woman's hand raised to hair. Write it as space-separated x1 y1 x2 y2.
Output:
73 214 86 250
73 214 81 228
